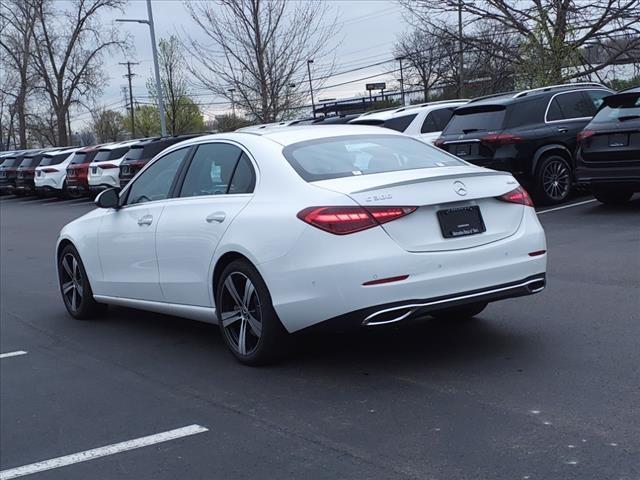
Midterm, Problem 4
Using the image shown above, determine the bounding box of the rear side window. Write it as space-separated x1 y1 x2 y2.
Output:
421 108 455 133
443 105 506 133
382 114 417 132
547 92 594 121
179 143 254 197
506 99 547 127
591 93 640 123
283 134 463 182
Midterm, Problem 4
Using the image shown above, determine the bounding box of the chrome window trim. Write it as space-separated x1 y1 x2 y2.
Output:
544 88 612 124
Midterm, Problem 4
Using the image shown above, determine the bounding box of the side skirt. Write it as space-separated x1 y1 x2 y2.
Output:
93 295 218 324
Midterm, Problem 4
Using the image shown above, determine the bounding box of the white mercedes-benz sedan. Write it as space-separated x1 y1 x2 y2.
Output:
56 126 547 364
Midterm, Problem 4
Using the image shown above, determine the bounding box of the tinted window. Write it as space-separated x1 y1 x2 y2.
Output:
70 151 98 164
421 108 455 133
93 146 130 162
507 99 547 127
124 146 145 161
20 156 43 168
585 90 610 111
591 93 640 123
283 134 463 182
1 158 20 168
40 151 72 166
228 154 255 194
383 113 417 132
125 148 189 205
549 92 594 120
179 143 247 197
443 105 506 133
546 98 563 121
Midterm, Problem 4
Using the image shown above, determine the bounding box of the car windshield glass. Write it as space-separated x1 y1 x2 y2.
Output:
93 146 130 162
70 152 88 164
443 105 506 133
39 152 70 166
283 134 464 182
20 156 42 168
591 94 640 123
2 158 20 168
124 146 145 161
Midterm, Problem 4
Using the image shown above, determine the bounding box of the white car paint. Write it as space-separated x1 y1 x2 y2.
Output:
88 139 144 190
34 147 81 194
349 100 469 143
57 126 546 334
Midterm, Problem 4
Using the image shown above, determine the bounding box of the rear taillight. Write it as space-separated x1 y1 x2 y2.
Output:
297 206 417 235
497 186 534 207
434 138 446 148
577 130 595 143
481 133 523 145
98 163 119 169
42 168 59 173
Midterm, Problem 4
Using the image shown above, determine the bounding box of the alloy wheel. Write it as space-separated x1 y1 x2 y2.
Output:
219 272 263 356
542 159 570 201
61 253 83 313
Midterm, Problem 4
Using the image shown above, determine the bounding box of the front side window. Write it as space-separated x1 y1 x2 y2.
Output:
283 134 463 182
125 147 190 205
179 143 254 197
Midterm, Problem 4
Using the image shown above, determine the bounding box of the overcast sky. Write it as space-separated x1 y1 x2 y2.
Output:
76 0 406 126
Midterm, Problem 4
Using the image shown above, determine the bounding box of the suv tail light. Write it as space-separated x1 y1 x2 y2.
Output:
497 186 534 207
481 133 523 145
98 163 119 169
434 138 446 148
41 168 59 173
297 206 417 235
577 130 595 142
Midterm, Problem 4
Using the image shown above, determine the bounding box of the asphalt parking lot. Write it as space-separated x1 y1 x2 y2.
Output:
1 193 639 480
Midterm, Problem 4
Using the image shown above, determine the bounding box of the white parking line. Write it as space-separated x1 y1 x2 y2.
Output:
0 351 27 359
537 199 597 214
0 424 209 480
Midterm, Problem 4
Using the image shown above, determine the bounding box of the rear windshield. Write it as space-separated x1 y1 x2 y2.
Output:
591 94 640 123
282 134 464 182
123 138 186 163
92 146 130 162
1 158 20 168
70 151 98 164
40 151 72 166
20 156 43 168
352 114 418 132
443 105 506 134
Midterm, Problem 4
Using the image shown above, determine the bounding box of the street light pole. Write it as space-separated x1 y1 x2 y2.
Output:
116 0 167 137
307 59 316 119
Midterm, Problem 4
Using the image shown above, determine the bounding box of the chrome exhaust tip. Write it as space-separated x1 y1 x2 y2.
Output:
362 307 416 326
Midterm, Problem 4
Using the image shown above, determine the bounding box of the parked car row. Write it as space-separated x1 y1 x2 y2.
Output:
0 134 203 200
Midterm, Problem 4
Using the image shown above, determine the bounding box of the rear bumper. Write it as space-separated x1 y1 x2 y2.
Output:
89 172 119 189
575 164 640 190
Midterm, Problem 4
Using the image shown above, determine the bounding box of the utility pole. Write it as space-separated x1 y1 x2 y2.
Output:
396 57 406 106
457 0 464 98
116 0 167 137
228 88 236 117
307 59 316 118
120 61 139 138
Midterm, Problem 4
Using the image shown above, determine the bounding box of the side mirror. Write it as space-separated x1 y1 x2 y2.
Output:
95 188 120 209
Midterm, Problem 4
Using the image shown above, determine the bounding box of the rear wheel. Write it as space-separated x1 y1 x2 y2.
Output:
430 302 487 321
58 244 106 319
593 188 633 205
216 259 288 365
534 154 572 205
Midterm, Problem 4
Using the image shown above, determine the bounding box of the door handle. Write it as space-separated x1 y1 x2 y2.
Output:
557 127 569 133
206 212 226 223
137 215 153 226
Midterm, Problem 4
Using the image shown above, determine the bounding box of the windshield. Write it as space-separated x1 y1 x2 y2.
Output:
69 151 98 164
1 158 20 168
39 151 71 166
591 94 640 123
282 134 464 182
93 146 130 162
20 156 43 168
443 105 506 134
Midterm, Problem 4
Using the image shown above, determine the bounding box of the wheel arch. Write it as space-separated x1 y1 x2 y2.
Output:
212 251 257 302
531 144 573 176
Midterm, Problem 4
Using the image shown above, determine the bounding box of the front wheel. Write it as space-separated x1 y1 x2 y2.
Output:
430 302 488 321
534 155 573 205
216 260 289 365
58 244 106 319
593 189 633 205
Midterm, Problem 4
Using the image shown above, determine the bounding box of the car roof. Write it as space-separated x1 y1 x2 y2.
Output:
351 100 469 122
243 125 406 146
42 146 81 157
97 139 144 151
468 83 612 107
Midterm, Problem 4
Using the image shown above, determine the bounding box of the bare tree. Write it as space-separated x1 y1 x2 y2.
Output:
31 0 128 146
0 0 38 149
91 108 126 142
184 0 337 122
400 0 640 86
146 36 204 135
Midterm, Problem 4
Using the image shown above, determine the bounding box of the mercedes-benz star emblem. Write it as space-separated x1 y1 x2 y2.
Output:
453 180 467 196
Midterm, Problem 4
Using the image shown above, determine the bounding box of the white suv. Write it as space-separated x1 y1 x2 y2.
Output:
349 100 469 144
34 147 81 198
88 139 144 194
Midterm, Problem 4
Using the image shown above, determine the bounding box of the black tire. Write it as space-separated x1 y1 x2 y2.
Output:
216 259 289 365
593 189 633 205
58 244 106 319
430 302 488 321
534 154 573 205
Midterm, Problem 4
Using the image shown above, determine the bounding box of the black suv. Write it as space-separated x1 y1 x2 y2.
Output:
575 86 640 204
435 83 612 204
119 134 202 187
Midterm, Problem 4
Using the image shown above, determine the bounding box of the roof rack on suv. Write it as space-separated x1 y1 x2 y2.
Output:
467 91 519 104
514 82 607 98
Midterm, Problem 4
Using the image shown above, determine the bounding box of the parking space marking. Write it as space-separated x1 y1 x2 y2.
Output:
537 199 597 214
0 424 209 480
0 351 27 359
